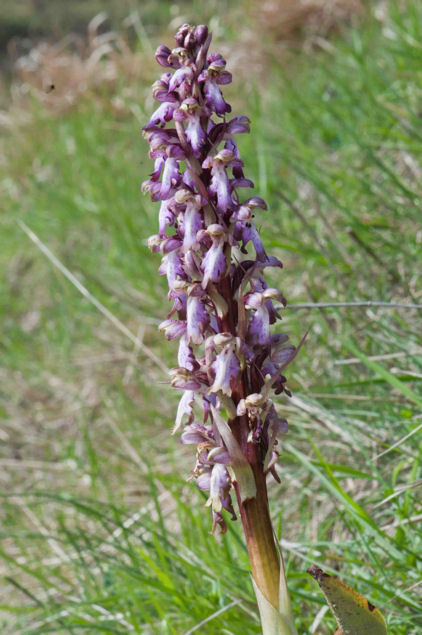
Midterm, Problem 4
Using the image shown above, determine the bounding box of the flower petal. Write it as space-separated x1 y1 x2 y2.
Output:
173 390 195 434
186 295 209 344
209 343 241 396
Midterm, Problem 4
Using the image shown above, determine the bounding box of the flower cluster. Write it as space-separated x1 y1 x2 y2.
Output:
143 24 296 533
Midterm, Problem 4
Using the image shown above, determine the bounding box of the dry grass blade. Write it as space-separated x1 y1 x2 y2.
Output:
376 419 422 459
18 220 168 374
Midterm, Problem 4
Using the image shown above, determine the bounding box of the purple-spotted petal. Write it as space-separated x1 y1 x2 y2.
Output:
209 343 241 396
180 423 210 444
182 199 203 251
203 79 231 115
248 304 270 347
158 249 183 289
145 102 177 129
226 116 250 135
187 294 209 345
178 333 196 371
160 157 180 199
201 240 227 288
169 66 194 92
159 319 186 340
196 470 211 491
173 390 195 433
158 199 175 236
185 115 207 155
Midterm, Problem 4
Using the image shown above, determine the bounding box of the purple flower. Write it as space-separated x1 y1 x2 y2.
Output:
145 101 178 129
178 333 196 371
198 53 232 115
181 423 212 445
170 368 204 391
143 24 297 533
186 291 209 345
159 319 186 340
178 191 202 252
202 150 240 212
152 73 177 102
209 340 241 396
169 67 188 92
158 199 175 237
245 289 284 347
174 98 207 156
199 224 228 288
160 156 180 199
174 390 195 433
155 45 180 69
158 249 183 290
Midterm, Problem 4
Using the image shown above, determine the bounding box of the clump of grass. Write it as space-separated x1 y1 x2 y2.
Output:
1 1 421 633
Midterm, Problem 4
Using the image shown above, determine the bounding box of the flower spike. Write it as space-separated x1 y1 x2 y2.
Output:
143 24 297 536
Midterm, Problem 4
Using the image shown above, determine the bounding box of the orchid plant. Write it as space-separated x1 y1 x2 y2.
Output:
142 23 299 634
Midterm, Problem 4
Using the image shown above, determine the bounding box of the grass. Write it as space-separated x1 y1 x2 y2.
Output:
1 1 422 633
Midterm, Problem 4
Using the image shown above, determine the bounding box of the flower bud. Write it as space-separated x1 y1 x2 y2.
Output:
194 25 208 45
155 44 173 67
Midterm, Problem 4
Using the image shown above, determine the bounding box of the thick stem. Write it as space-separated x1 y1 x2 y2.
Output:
234 464 298 635
235 463 280 607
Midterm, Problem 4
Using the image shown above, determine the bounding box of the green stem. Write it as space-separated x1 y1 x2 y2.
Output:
234 463 298 635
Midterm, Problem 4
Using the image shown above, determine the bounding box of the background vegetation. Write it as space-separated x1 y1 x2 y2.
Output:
1 1 421 633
